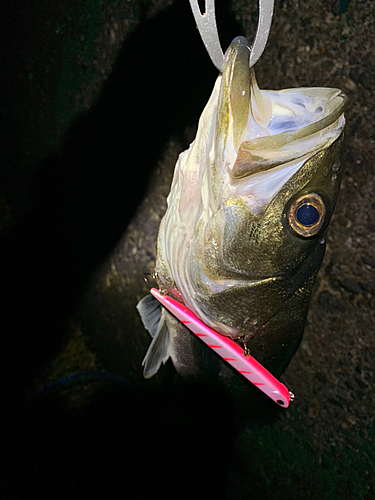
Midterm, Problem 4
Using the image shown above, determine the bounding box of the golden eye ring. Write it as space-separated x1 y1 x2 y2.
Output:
288 193 326 237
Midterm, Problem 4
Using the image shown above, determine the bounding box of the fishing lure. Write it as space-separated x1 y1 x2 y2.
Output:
150 287 292 407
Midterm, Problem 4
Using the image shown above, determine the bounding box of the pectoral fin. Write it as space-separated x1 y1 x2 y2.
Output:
137 295 170 379
142 315 170 379
137 293 162 338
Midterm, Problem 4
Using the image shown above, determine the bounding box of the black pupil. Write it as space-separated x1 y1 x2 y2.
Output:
296 204 319 226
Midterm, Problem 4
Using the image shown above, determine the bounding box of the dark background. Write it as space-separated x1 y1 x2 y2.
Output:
0 0 374 498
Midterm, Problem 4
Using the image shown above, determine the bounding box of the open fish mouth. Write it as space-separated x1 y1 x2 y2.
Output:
230 85 346 214
168 36 346 245
202 36 347 218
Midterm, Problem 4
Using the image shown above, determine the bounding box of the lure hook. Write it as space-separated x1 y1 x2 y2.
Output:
189 0 274 71
144 272 168 295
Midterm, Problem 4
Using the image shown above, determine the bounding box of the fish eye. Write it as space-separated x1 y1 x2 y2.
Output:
288 193 326 237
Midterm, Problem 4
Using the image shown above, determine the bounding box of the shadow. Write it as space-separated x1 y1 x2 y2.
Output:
0 5 247 493
2 374 236 500
0 6 295 498
0 1 241 399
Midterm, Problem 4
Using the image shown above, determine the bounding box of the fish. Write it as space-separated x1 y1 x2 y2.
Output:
137 36 347 381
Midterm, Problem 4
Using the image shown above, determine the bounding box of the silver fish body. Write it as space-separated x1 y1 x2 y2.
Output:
138 36 347 380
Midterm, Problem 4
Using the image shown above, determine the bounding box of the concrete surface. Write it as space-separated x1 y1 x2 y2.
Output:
0 1 374 498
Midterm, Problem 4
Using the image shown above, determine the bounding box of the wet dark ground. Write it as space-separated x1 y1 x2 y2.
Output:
1 0 374 498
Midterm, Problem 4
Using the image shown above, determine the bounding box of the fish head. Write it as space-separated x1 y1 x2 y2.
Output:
199 135 344 284
156 36 347 376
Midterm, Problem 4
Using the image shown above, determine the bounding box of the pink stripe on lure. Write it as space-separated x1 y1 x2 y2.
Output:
150 288 294 408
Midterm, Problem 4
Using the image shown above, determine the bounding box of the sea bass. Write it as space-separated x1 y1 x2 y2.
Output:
138 36 346 381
